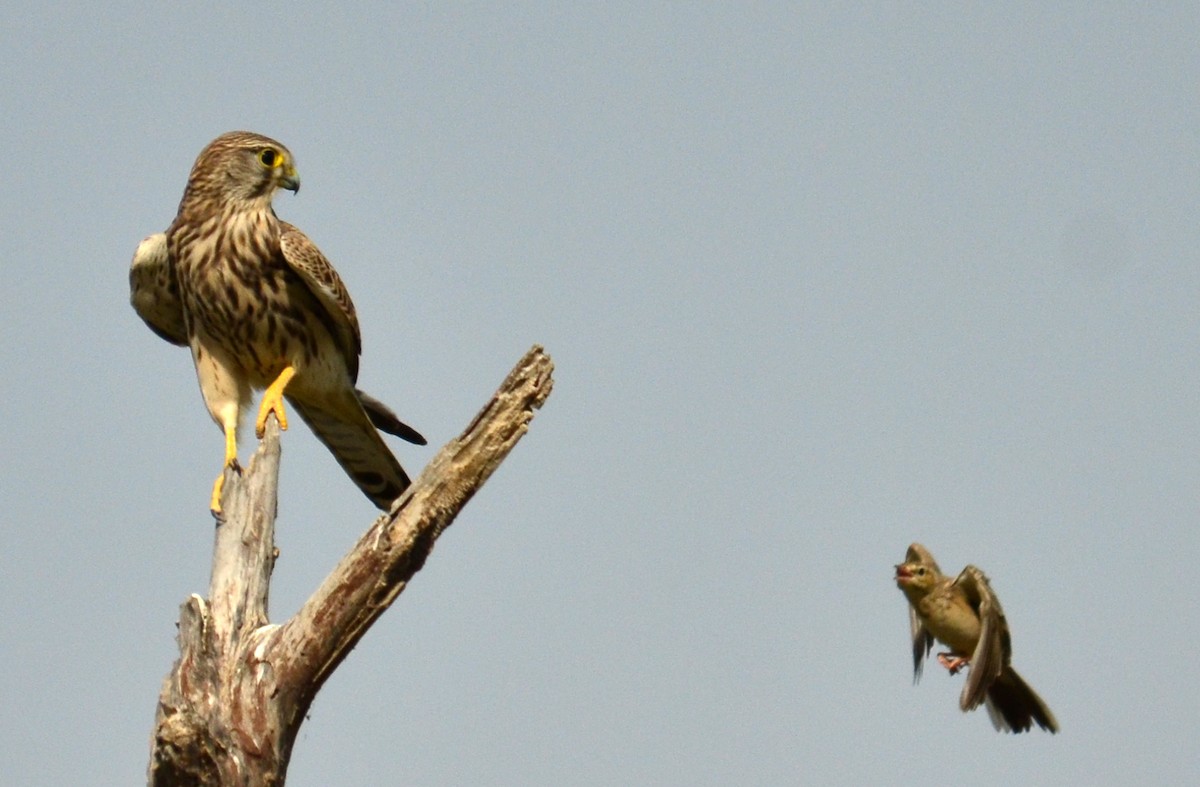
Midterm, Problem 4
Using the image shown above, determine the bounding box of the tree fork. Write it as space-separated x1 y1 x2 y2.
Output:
149 345 554 786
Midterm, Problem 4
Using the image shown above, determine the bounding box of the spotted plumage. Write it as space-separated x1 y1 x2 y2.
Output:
130 131 424 513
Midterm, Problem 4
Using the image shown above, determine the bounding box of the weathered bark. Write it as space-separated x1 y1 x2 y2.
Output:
149 346 554 786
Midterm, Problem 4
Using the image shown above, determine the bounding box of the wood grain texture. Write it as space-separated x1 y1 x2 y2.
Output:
149 346 554 785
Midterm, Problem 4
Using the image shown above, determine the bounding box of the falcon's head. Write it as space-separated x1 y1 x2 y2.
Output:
180 130 300 208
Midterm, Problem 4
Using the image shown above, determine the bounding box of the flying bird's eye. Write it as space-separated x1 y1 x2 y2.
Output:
258 149 279 168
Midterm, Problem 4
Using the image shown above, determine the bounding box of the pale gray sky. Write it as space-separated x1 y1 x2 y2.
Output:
2 3 1198 784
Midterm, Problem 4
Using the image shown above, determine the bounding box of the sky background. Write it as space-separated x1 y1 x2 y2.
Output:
2 3 1198 784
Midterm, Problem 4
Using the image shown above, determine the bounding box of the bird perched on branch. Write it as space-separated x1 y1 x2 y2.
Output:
130 131 425 515
894 543 1058 734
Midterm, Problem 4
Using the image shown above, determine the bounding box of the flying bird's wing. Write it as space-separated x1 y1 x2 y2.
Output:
903 543 940 680
952 565 1007 712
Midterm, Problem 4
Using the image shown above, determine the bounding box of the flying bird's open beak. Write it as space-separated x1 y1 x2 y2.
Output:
280 165 301 194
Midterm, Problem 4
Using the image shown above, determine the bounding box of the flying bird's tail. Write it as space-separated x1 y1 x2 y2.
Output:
984 667 1059 734
288 392 415 510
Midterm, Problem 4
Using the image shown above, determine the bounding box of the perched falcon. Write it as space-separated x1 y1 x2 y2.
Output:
894 543 1059 734
130 131 425 514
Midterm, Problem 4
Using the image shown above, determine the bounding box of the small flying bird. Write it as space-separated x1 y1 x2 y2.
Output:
894 543 1058 734
130 131 425 514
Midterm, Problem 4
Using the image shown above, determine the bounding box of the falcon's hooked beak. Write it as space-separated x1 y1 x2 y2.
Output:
279 164 301 194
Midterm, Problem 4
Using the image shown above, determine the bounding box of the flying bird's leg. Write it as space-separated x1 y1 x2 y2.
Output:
937 652 969 675
256 365 297 438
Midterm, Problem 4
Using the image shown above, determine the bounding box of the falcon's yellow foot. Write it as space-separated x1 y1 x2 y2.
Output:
937 652 969 676
256 365 297 438
210 422 243 516
209 460 244 516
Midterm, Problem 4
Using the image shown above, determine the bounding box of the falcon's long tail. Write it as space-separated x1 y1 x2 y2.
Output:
288 393 415 510
357 389 427 445
984 667 1059 734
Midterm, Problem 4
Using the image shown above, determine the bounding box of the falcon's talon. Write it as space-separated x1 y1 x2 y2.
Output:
256 365 296 438
210 457 241 515
210 473 227 515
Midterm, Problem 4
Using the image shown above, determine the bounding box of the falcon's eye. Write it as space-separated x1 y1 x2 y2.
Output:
258 149 280 168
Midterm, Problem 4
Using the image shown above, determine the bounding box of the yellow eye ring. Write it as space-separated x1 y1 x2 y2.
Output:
258 148 282 168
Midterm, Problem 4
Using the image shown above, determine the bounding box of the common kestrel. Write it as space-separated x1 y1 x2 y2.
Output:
894 543 1059 733
130 131 425 514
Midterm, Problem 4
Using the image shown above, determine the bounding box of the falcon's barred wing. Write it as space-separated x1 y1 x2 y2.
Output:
130 233 187 346
279 221 362 375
